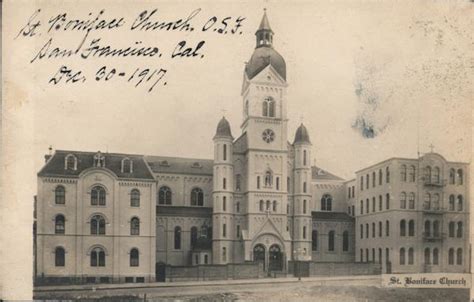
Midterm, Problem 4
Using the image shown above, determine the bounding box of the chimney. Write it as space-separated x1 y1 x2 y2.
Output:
44 145 53 162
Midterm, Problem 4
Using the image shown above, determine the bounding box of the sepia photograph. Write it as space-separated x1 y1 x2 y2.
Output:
1 1 473 301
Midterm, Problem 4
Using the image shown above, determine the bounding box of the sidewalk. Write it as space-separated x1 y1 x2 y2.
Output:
34 275 381 293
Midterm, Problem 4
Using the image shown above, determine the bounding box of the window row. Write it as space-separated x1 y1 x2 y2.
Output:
54 246 140 267
424 166 464 185
158 186 204 206
399 165 417 182
360 247 390 264
54 186 141 207
399 192 416 209
257 171 282 191
259 200 281 212
360 167 390 191
360 221 390 239
360 194 390 215
312 230 349 252
347 185 355 199
54 214 141 236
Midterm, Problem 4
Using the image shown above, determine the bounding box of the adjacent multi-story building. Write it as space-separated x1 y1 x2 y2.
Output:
34 12 469 284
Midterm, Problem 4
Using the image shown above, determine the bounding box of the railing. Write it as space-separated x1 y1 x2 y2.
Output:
422 232 445 241
422 178 446 187
422 207 446 214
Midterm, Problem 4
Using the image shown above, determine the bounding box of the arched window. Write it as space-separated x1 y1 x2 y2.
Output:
433 220 440 237
91 186 106 206
55 186 66 204
424 166 432 182
90 215 105 235
400 220 406 237
408 248 414 265
360 176 364 190
121 157 133 173
190 226 198 247
321 194 332 211
130 217 140 235
158 186 172 205
342 231 349 251
372 172 376 187
449 195 455 211
55 247 65 267
432 167 440 183
379 195 383 211
223 223 227 237
449 221 455 237
424 248 431 264
360 224 363 239
223 178 227 189
386 220 390 236
424 193 431 210
366 174 369 189
328 230 335 251
191 188 204 207
449 168 455 184
378 221 382 237
432 193 440 210
65 154 77 170
408 193 415 209
457 221 463 238
400 165 407 182
130 248 139 267
90 247 105 267
385 193 390 209
457 195 463 211
448 248 454 265
408 220 415 236
379 169 383 185
457 169 463 185
223 144 227 161
303 150 307 166
259 200 264 211
273 200 277 212
399 248 405 265
174 226 181 250
408 165 416 182
55 214 65 234
262 97 275 117
130 189 140 207
303 182 307 193
386 167 390 183
223 196 227 211
312 230 318 251
424 220 431 237
433 248 439 265
257 176 260 189
360 200 363 214
265 170 272 187
365 223 369 238
400 192 407 209
456 248 463 265
266 200 271 211
372 222 375 238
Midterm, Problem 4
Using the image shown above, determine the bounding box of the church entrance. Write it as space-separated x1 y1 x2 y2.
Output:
253 244 266 271
268 244 282 272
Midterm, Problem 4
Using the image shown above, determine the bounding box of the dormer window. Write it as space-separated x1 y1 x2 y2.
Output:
64 154 77 170
94 151 105 168
192 162 202 168
160 160 170 167
121 157 133 173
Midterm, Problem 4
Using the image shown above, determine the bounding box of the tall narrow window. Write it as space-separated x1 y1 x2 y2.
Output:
223 223 227 237
409 165 416 182
191 188 204 206
457 221 463 238
424 248 431 264
425 220 431 237
360 200 363 214
174 226 181 250
360 224 363 239
342 231 349 251
378 221 382 237
266 200 270 211
449 195 455 211
456 248 463 265
303 182 307 193
386 220 390 236
236 225 240 238
273 200 277 212
448 248 454 265
401 165 407 182
400 192 407 209
366 174 369 189
91 247 105 267
236 174 241 191
425 166 432 182
55 247 65 267
321 194 332 211
433 220 440 237
379 195 383 211
408 193 415 209
287 177 290 192
312 230 318 251
386 193 390 209
408 220 415 237
158 186 172 205
379 248 382 264
130 189 140 207
303 199 307 214
121 158 133 173
65 154 77 170
276 177 280 190
257 176 260 189
360 176 364 191
259 200 264 211
432 193 440 210
303 150 307 166
130 217 140 235
424 193 431 210
236 201 240 212
55 186 66 204
130 248 139 267
449 168 455 184
55 214 65 234
365 223 369 238
328 230 335 251
457 169 463 185
223 178 227 190
372 223 375 238
399 248 405 265
223 144 227 161
379 169 383 185
400 220 406 237
372 197 376 212
386 167 390 183
433 248 439 265
90 215 105 235
190 227 198 247
457 195 463 211
91 186 106 206
222 247 227 262
449 221 455 237
262 97 275 117
372 171 376 187
223 196 227 211
433 167 440 183
366 199 369 213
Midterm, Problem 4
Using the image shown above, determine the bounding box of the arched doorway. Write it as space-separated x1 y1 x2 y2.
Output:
269 244 282 272
253 244 266 270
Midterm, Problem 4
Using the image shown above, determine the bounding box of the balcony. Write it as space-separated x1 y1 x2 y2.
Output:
422 206 446 214
422 178 446 187
422 232 445 242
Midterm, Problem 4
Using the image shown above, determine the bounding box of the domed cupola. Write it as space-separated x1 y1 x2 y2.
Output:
245 10 286 81
293 123 311 144
214 116 233 139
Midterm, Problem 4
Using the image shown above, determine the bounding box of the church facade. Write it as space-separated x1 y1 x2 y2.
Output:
34 13 469 284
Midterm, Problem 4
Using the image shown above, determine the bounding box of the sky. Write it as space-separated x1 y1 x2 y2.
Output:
12 0 473 180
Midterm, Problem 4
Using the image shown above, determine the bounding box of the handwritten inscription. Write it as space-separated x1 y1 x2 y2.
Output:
15 8 246 93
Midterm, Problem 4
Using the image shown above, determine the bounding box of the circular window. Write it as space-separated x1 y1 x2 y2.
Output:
262 129 275 143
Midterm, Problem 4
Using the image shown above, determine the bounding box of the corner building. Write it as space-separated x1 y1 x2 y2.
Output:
35 12 469 283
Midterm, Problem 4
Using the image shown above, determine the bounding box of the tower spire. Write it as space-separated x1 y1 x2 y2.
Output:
255 9 273 48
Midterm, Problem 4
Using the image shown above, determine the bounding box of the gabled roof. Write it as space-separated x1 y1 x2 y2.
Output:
145 155 213 176
312 211 354 221
38 150 154 180
312 166 345 181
